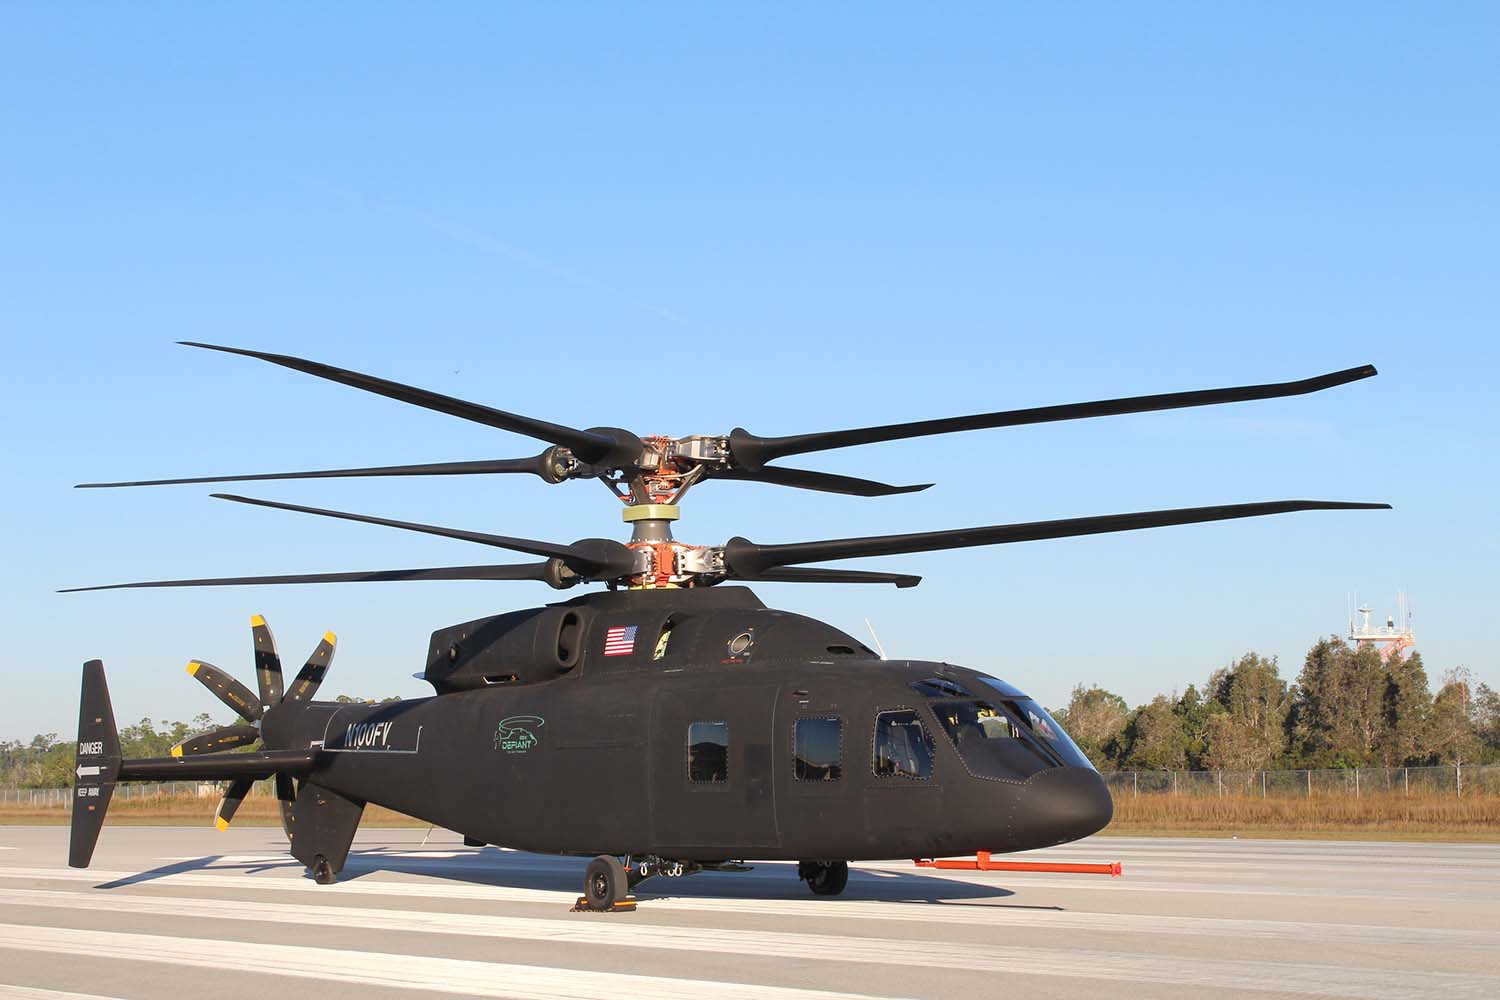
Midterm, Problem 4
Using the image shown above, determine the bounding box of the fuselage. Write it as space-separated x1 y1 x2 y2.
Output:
261 587 1112 861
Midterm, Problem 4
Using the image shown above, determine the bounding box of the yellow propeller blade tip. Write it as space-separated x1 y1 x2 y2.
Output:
186 661 201 676
323 631 337 645
169 744 184 759
250 614 267 627
214 816 230 832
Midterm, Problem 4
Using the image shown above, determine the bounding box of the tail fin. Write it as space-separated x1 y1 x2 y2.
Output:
70 659 121 868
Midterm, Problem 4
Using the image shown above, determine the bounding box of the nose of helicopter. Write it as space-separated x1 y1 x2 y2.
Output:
1015 766 1114 846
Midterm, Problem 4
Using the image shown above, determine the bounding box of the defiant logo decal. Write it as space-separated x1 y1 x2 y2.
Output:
494 716 545 754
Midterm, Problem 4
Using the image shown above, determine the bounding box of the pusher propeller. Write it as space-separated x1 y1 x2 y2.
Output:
167 615 339 835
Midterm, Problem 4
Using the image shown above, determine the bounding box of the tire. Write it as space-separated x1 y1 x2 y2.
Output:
802 859 848 896
585 855 627 910
311 854 337 886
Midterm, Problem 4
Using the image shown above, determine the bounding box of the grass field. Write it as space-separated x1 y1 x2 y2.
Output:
4 790 1498 841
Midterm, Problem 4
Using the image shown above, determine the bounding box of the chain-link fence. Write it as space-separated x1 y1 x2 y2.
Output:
0 779 277 808
1102 764 1500 798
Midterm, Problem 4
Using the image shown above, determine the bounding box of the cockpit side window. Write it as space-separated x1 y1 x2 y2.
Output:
872 710 935 779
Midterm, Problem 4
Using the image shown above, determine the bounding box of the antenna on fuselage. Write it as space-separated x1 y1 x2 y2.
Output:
864 617 888 660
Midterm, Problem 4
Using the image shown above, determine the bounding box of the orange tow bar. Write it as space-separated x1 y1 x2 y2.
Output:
914 851 1122 876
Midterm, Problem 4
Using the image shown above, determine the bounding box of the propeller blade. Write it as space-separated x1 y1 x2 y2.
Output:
75 453 563 490
172 725 260 757
180 342 641 465
185 660 262 722
728 365 1379 468
214 777 254 831
210 493 638 579
284 632 336 703
60 561 563 593
716 465 932 498
251 614 283 707
738 567 922 587
722 500 1392 576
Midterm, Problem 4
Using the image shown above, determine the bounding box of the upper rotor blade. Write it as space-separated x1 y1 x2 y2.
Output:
75 455 558 490
715 465 932 498
180 342 628 463
739 567 922 588
251 614 283 707
722 500 1392 576
59 562 561 593
185 660 262 723
209 493 630 575
729 365 1378 467
284 631 337 704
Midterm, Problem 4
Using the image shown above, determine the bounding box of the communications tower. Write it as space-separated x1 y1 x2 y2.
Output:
1347 592 1415 661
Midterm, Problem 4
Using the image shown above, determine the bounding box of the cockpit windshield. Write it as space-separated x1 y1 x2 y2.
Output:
1010 698 1093 770
930 688 1094 777
929 699 1058 780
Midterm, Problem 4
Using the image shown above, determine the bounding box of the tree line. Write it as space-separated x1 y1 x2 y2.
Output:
1 695 398 790
1055 637 1500 772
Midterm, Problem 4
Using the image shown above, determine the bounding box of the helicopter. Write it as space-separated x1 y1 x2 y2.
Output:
64 344 1388 909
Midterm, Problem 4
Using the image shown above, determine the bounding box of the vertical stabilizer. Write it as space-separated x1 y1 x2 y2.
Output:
70 659 121 868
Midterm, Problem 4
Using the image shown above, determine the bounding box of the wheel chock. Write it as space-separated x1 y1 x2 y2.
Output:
570 895 638 913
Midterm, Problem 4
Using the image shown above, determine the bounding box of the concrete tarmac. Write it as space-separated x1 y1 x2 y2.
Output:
0 826 1496 1000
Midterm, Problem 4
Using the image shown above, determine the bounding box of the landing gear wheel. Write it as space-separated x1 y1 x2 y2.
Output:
799 859 848 896
311 854 336 886
584 855 627 911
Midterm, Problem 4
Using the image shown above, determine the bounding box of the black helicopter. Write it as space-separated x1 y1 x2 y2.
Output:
66 345 1387 909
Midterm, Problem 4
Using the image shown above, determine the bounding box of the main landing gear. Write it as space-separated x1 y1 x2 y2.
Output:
798 859 849 896
580 855 636 912
577 854 742 912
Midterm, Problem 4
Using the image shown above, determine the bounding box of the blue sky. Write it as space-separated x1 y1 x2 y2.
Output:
3 5 1496 740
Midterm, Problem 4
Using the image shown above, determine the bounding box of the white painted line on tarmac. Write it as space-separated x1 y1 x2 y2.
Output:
0 866 1494 949
0 989 126 1000
2 885 1498 997
0 923 913 1000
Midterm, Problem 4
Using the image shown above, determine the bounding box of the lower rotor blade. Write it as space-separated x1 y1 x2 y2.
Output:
172 725 260 757
740 567 922 587
723 500 1392 576
185 660 262 722
252 615 283 708
717 466 932 498
209 493 619 570
284 632 337 703
75 454 559 490
215 777 254 831
60 562 561 592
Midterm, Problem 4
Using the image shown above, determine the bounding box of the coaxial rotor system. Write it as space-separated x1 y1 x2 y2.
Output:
65 344 1389 593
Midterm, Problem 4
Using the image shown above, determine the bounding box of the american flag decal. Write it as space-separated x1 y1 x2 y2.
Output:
603 625 638 657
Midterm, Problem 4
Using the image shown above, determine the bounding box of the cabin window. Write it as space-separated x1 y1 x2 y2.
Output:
687 721 729 783
872 710 936 779
793 717 843 781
